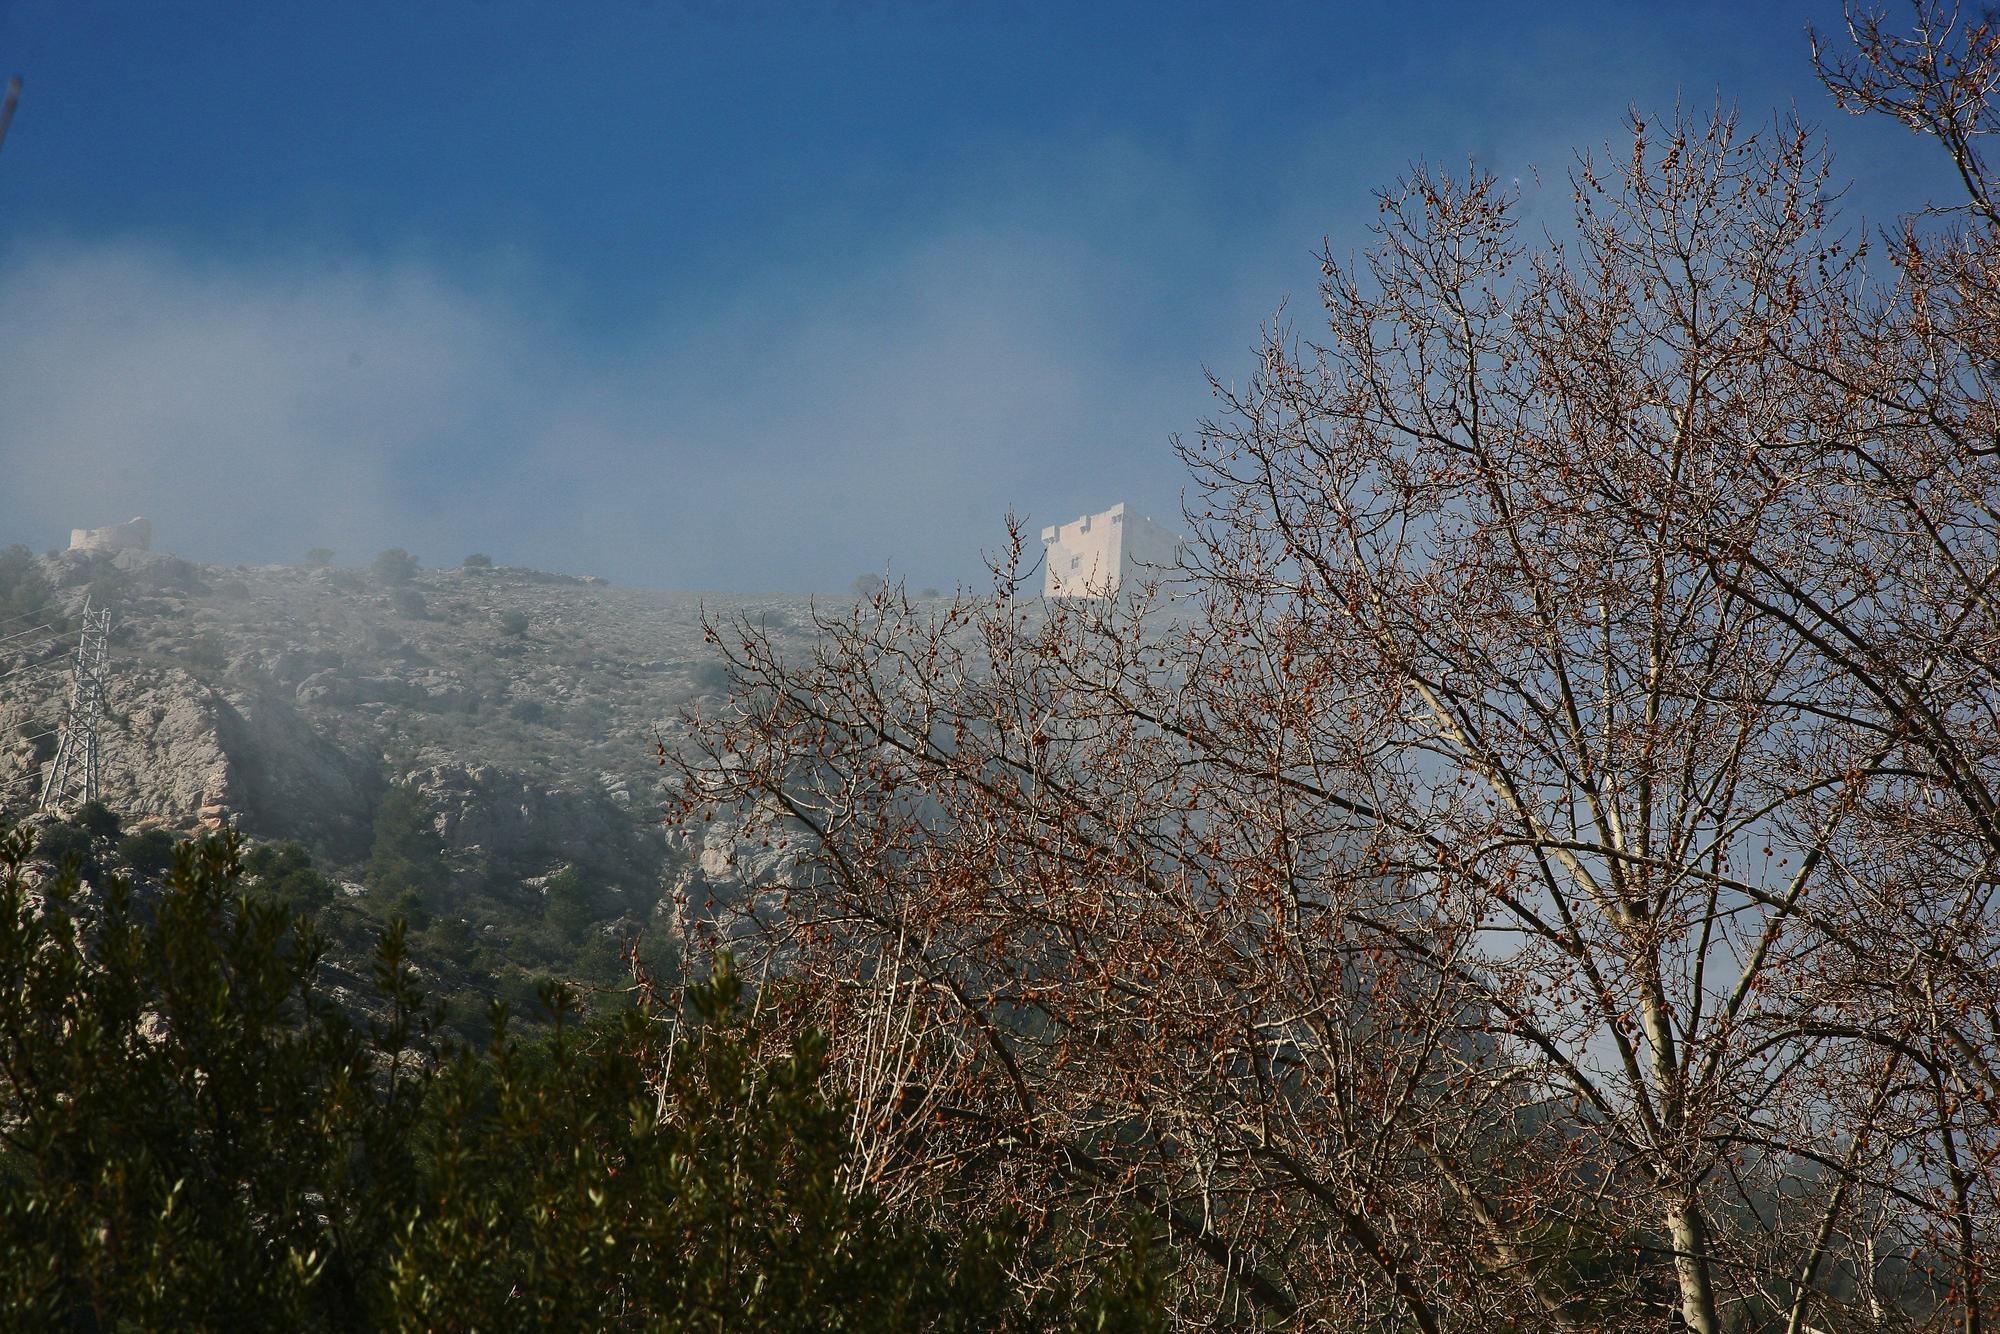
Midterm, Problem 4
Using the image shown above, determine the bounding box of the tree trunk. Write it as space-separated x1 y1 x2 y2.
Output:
1666 1195 1721 1334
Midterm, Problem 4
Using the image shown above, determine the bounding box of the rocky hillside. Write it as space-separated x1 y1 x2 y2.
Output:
0 545 816 918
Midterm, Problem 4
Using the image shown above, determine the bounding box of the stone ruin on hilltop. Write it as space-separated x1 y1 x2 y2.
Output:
68 516 152 555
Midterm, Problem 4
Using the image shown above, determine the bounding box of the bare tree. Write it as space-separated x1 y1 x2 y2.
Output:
667 12 1999 1330
675 554 1552 1328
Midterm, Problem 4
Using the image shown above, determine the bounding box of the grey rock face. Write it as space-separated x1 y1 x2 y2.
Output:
95 667 234 825
216 686 375 855
660 811 801 942
45 547 206 594
1 552 817 905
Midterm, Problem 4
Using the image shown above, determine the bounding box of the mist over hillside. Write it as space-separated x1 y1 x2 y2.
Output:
0 541 821 913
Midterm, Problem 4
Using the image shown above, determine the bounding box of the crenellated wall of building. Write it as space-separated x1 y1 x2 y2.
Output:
1040 504 1184 598
68 517 152 554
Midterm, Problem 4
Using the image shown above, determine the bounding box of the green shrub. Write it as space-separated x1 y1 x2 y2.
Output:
0 823 1166 1328
0 827 430 1330
420 915 477 967
365 784 449 903
390 587 428 619
84 562 131 613
371 549 419 585
378 887 432 932
116 826 178 877
0 544 56 626
462 553 493 570
542 865 594 944
243 840 338 917
497 609 529 637
31 820 95 879
181 631 229 673
72 800 121 841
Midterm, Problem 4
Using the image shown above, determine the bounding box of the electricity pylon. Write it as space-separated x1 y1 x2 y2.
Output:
38 599 111 814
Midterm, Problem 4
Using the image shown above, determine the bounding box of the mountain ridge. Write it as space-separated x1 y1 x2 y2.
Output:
0 544 818 915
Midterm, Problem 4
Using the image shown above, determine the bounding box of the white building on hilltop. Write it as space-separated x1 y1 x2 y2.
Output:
1041 503 1186 599
68 516 152 554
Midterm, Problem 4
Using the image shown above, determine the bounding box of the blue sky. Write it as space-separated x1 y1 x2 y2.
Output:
0 2 1954 591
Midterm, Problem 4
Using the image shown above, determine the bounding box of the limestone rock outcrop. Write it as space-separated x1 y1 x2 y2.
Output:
0 551 817 910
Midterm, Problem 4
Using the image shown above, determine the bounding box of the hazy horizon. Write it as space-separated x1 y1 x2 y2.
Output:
0 2 1952 592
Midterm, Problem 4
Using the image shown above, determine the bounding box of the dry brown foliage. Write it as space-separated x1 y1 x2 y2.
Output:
667 8 2000 1329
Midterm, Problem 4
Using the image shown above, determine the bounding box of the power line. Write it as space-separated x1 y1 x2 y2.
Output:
0 604 85 813
0 770 45 800
0 657 75 693
0 612 81 675
37 598 110 814
0 630 82 686
0 621 63 651
0 756 56 806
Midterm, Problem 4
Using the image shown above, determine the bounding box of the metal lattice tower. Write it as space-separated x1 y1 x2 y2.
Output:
37 599 112 814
